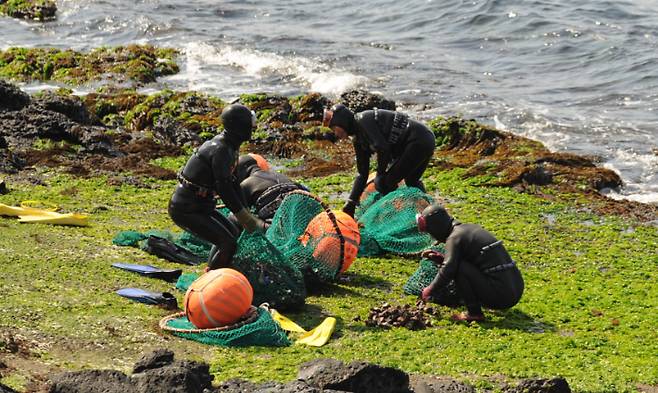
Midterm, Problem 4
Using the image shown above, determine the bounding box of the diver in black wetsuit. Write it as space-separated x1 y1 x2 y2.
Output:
322 104 436 217
168 104 266 271
235 154 308 221
417 204 524 321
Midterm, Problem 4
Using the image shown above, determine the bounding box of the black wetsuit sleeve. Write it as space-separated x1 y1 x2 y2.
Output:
430 234 461 290
211 152 245 214
348 141 370 202
357 111 391 176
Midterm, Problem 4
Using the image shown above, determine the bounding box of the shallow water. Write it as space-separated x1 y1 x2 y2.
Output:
1 0 657 202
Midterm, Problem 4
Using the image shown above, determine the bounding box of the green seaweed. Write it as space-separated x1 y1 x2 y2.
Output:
0 45 179 84
0 163 655 392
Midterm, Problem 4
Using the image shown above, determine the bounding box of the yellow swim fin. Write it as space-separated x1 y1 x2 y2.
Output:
18 212 89 226
270 309 307 333
0 202 57 217
295 317 336 347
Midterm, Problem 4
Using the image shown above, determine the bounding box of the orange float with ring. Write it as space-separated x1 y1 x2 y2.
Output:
184 268 253 329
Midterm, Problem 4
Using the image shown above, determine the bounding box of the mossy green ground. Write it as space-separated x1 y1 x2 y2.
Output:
0 163 656 392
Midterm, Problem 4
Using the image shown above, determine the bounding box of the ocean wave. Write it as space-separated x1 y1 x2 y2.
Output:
177 42 367 96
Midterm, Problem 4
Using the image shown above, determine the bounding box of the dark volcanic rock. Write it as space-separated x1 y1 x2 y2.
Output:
48 369 133 393
216 378 262 392
255 380 351 393
131 364 210 393
298 358 409 393
0 106 78 143
0 382 18 393
0 149 26 174
132 348 175 373
152 115 203 146
505 378 571 393
33 91 99 125
0 80 30 111
409 375 475 393
339 90 396 113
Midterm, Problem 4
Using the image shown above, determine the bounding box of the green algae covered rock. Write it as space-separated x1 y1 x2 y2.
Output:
0 0 56 21
0 45 179 84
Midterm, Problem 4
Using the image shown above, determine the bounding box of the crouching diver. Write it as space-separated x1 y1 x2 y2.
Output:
168 104 267 271
322 104 436 217
417 204 524 322
236 154 309 221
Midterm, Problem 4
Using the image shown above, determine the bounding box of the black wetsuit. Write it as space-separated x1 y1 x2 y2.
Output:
348 109 436 202
240 170 306 221
168 133 245 269
427 223 524 315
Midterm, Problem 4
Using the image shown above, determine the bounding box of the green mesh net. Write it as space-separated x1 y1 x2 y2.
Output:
112 229 211 259
266 191 354 284
160 307 290 347
403 258 440 296
174 234 307 311
356 187 435 256
232 231 307 310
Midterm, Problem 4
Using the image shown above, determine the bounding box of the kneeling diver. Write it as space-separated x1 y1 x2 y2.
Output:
168 104 266 271
417 204 524 321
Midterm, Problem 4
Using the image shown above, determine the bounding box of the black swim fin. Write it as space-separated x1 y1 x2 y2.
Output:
143 236 205 265
116 288 178 310
111 263 183 282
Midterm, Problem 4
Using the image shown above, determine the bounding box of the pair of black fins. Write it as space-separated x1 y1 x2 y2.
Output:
114 236 205 309
113 263 182 309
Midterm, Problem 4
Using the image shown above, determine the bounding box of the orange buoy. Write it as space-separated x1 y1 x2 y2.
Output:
184 268 253 328
361 172 405 201
300 210 361 274
248 153 271 171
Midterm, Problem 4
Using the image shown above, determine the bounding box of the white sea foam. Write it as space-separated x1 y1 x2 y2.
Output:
175 42 366 96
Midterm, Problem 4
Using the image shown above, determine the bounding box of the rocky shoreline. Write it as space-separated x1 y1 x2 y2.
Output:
0 78 655 222
0 349 571 393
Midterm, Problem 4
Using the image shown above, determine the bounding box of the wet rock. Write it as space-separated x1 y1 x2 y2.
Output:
339 90 396 113
32 91 99 125
152 115 203 147
504 377 571 393
0 0 57 21
294 93 331 123
409 375 475 393
0 80 30 111
520 164 553 186
47 369 133 393
298 358 409 393
0 106 78 144
0 382 18 393
132 348 175 373
0 149 26 174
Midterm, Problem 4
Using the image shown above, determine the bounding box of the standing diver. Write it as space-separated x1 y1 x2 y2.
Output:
235 154 309 222
168 104 267 271
417 204 524 321
322 104 436 217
